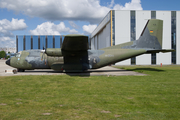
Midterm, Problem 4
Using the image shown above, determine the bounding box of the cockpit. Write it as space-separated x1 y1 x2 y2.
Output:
15 52 22 57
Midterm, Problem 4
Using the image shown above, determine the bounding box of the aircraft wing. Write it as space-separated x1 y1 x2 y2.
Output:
45 34 89 56
61 34 89 56
61 35 89 72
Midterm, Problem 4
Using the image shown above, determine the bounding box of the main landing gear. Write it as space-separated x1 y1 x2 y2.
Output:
18 69 25 72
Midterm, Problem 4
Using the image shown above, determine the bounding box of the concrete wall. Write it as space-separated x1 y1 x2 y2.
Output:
91 21 111 50
97 22 111 49
136 11 151 65
91 12 111 38
106 22 111 48
177 11 180 64
94 36 98 50
156 11 171 65
91 37 95 50
90 11 111 50
114 10 131 65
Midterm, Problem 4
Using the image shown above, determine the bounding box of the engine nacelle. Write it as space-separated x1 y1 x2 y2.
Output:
45 48 63 57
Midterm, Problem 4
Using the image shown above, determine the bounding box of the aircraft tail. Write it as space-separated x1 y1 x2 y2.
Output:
136 19 163 50
102 19 174 53
97 19 174 68
136 19 175 53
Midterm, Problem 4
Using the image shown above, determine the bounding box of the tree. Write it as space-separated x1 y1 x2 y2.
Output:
0 51 6 58
6 56 10 59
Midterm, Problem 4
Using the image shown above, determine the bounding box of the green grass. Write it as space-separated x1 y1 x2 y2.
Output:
0 65 180 120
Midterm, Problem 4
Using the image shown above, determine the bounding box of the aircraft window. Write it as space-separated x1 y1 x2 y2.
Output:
15 53 21 57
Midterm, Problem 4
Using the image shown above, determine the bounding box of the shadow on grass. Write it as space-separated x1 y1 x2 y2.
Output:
16 67 147 77
64 69 126 77
126 68 164 72
20 69 135 77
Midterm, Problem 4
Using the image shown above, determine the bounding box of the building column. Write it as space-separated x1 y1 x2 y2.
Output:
16 35 18 53
53 36 55 48
38 36 40 49
45 36 48 48
31 36 33 49
60 35 62 48
23 35 26 50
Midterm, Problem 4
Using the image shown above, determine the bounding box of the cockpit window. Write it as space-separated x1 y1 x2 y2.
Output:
15 53 21 57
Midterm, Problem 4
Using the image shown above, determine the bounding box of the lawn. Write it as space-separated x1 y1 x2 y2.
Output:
0 65 180 120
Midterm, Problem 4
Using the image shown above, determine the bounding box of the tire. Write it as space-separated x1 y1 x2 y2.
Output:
18 69 25 72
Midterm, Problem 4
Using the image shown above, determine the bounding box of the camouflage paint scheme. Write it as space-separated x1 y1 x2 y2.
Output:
6 19 174 72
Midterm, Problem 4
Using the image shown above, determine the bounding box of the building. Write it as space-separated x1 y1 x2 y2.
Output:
0 47 16 53
90 10 180 65
16 35 65 53
16 35 91 53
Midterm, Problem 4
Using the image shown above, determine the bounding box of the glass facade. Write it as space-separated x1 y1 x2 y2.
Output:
17 36 23 52
55 36 61 48
40 36 46 50
151 11 156 65
33 36 38 49
151 11 156 19
171 11 176 64
25 36 31 50
131 11 136 65
47 36 53 48
16 35 64 52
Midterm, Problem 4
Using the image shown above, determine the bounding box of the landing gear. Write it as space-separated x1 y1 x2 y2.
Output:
18 69 25 72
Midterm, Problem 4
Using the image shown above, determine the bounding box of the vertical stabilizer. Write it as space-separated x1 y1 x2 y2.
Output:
136 19 163 50
102 19 174 53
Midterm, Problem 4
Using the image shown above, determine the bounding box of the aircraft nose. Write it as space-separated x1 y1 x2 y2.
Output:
6 59 10 66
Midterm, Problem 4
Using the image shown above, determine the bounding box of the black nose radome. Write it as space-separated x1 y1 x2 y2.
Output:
6 59 10 66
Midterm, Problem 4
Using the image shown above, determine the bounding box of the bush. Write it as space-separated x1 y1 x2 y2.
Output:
0 51 6 58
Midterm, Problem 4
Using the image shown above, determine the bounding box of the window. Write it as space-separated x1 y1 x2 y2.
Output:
15 53 21 57
33 36 38 49
55 36 61 48
171 11 176 64
131 11 136 65
151 11 156 64
47 36 53 48
25 36 31 50
40 36 46 49
18 36 23 52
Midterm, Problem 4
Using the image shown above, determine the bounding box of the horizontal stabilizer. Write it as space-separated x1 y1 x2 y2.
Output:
146 49 175 53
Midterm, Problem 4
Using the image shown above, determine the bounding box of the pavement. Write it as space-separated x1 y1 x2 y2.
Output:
0 60 146 76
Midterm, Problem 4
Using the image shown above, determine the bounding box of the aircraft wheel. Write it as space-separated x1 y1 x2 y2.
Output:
18 69 25 72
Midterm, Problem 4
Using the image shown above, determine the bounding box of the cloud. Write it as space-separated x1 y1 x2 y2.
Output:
83 24 97 34
0 18 27 37
30 22 78 35
69 29 79 34
113 0 142 10
0 37 16 48
0 0 143 24
68 21 79 29
108 0 115 8
0 18 27 31
0 18 27 48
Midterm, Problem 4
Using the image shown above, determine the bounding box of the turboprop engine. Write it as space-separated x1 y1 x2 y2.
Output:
45 48 62 57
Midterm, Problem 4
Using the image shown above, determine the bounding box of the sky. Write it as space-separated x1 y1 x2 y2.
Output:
0 0 180 48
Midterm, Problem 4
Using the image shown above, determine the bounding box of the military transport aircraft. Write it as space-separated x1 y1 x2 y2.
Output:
6 19 174 72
